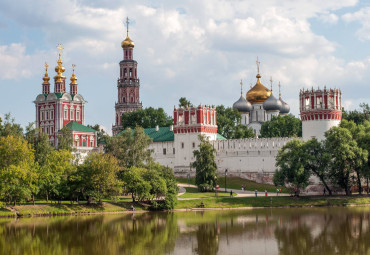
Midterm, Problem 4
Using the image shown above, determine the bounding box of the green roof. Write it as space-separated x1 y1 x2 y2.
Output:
64 121 96 132
118 126 226 142
54 92 64 99
217 133 227 140
145 127 174 142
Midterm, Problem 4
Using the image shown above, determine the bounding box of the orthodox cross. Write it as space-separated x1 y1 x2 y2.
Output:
256 56 260 74
270 76 273 91
45 62 49 72
72 63 76 71
126 17 130 36
57 44 63 57
240 79 243 95
278 81 281 97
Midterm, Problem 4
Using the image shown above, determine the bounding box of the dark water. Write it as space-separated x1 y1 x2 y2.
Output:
1 207 370 255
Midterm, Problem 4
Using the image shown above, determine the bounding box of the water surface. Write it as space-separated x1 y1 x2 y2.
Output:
1 207 370 255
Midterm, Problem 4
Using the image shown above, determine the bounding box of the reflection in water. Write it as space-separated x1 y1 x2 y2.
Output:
0 207 370 254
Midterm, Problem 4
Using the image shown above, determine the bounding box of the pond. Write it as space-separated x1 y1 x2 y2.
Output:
1 207 370 255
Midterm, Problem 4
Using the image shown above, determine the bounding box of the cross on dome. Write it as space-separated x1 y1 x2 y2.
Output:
240 79 243 95
57 44 63 57
270 76 273 91
256 56 260 74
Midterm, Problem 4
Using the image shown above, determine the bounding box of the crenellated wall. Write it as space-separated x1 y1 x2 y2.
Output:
149 137 298 184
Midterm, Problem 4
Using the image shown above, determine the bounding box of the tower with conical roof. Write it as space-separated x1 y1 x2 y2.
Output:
112 17 142 135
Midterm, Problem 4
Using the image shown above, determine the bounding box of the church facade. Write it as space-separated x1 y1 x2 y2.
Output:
34 45 97 159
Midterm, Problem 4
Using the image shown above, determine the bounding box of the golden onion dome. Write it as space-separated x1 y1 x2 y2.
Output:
54 54 66 83
42 63 50 85
246 74 271 103
70 64 78 85
121 35 134 49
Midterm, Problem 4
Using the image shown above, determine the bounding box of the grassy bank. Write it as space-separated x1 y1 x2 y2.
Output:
176 195 370 209
2 195 370 217
176 176 289 193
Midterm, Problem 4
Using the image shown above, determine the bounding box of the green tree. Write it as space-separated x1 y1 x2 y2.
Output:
0 113 23 137
192 135 218 192
325 127 367 195
0 136 38 204
121 107 173 129
58 126 73 151
179 97 192 107
274 139 310 192
302 139 332 195
105 126 153 168
342 103 370 125
260 114 302 138
37 149 75 202
216 105 254 139
121 167 151 202
87 124 107 145
77 153 121 203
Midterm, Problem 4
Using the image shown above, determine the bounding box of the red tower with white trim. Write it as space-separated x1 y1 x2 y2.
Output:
112 17 142 135
299 87 342 140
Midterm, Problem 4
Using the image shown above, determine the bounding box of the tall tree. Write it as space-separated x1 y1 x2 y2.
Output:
87 124 107 145
302 139 332 195
58 126 73 151
216 105 254 139
121 107 173 129
325 127 367 195
77 153 121 203
0 136 38 204
260 114 302 138
0 113 23 138
274 139 310 192
342 103 370 125
105 126 153 169
192 135 218 192
179 97 192 108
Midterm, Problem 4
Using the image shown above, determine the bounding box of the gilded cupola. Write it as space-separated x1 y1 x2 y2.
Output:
42 62 50 85
121 17 135 49
54 44 66 83
246 57 271 103
70 64 78 85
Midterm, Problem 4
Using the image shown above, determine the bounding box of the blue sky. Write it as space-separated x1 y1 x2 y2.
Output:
0 0 369 134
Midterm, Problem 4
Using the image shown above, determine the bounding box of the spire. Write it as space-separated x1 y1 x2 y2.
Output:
70 64 78 95
278 81 281 98
126 16 129 37
269 76 273 91
70 64 78 85
54 44 66 84
240 79 243 96
42 62 50 94
42 62 50 85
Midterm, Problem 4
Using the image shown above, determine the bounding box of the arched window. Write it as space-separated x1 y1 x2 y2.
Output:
70 108 75 120
76 107 81 121
64 106 69 120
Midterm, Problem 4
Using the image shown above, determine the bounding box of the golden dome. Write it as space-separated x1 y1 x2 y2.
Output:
121 35 135 49
54 44 66 83
246 74 271 103
70 64 78 85
42 63 50 85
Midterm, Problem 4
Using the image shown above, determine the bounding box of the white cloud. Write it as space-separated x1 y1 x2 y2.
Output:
343 7 370 40
318 13 339 24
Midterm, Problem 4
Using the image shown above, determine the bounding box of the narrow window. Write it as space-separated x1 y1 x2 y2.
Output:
173 148 175 154
163 148 167 155
181 142 184 149
192 142 195 148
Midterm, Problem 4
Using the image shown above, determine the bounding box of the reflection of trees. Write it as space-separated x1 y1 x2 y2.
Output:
0 212 179 255
195 223 219 255
275 209 370 255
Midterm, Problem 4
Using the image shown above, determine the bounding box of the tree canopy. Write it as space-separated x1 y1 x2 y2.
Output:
121 107 173 129
216 105 255 139
260 114 302 138
192 135 218 191
342 103 370 125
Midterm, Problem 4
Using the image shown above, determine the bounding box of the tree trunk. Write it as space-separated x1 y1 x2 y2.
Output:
32 195 35 205
321 178 332 196
77 196 79 205
46 193 48 203
357 172 362 195
367 178 369 195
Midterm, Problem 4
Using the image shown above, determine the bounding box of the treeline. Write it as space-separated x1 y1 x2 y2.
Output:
274 119 370 195
0 114 178 209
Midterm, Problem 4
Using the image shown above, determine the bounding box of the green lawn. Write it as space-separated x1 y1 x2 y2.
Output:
179 187 237 199
175 195 370 209
176 176 289 193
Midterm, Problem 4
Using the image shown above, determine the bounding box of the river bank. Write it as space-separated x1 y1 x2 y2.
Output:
1 195 370 217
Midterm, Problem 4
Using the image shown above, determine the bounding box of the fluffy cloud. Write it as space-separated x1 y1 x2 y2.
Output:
342 7 370 40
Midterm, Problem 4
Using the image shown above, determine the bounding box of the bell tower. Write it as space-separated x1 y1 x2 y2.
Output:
112 17 142 135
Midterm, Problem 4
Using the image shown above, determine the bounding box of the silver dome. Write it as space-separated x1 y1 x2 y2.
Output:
233 96 252 113
263 93 283 111
279 97 290 114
